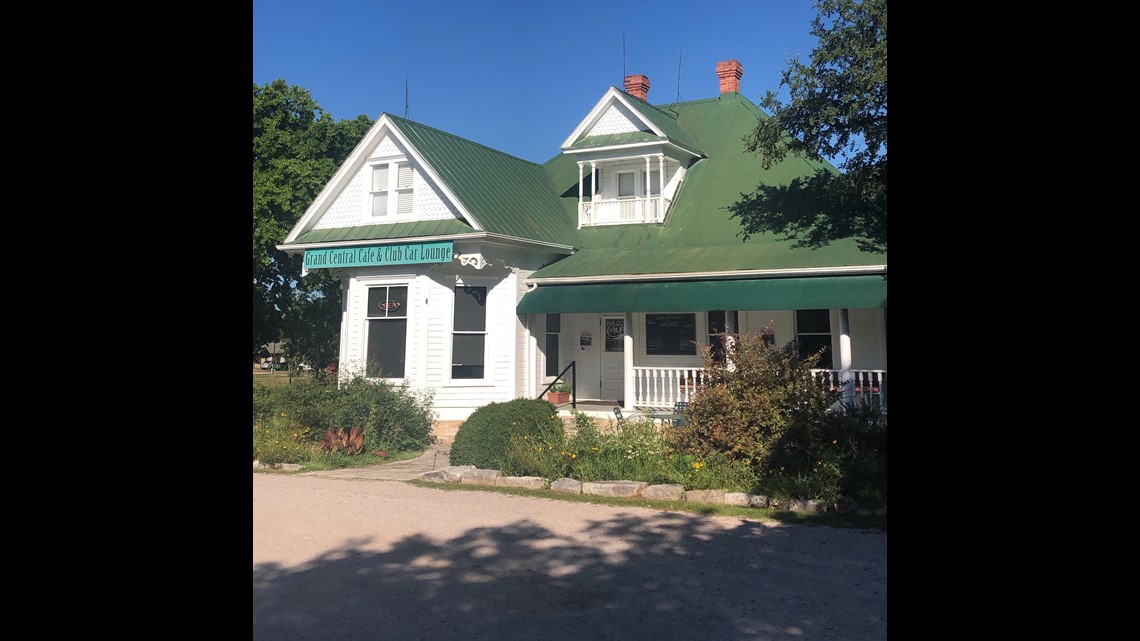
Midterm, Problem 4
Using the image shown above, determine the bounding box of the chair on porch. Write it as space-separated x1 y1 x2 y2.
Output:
613 406 645 427
669 401 690 428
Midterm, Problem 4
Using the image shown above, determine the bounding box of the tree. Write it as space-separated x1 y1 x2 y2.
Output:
730 0 886 253
253 80 373 374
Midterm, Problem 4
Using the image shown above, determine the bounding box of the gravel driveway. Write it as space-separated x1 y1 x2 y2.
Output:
254 474 886 640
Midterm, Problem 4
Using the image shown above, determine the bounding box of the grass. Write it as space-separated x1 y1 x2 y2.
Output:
405 480 887 531
253 367 296 389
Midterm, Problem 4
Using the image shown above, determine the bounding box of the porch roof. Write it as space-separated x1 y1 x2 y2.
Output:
515 275 886 313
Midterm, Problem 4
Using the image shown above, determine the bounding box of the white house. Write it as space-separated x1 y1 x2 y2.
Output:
278 59 886 421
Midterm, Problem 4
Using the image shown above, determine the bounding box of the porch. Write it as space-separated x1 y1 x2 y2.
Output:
630 366 887 414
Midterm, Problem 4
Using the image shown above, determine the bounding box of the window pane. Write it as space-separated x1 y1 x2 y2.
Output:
797 334 833 369
367 286 407 318
367 319 406 378
372 165 388 191
644 170 661 195
605 318 624 352
796 309 830 334
618 172 634 197
645 313 696 355
452 334 485 379
545 333 560 376
454 286 486 331
546 313 560 333
372 194 388 216
708 310 726 334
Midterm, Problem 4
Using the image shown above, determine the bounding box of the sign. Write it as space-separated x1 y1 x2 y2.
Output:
303 241 454 269
378 301 401 312
580 331 592 351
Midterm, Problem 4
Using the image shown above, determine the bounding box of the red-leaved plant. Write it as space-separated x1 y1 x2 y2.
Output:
318 426 365 455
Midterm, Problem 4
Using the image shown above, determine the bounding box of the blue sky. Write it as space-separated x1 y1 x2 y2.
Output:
254 0 822 164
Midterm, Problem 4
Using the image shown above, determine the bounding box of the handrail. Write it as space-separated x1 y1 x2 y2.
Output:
539 361 577 410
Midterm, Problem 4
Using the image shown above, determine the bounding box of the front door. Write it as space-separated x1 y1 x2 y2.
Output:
601 315 625 402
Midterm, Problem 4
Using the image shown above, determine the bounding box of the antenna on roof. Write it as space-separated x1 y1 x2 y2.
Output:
676 48 682 102
622 30 626 81
404 75 409 119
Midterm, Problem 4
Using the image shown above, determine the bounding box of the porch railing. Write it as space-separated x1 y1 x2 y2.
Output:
811 369 887 412
580 196 663 226
632 367 887 413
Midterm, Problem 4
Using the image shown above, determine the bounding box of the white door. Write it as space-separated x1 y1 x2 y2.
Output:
601 315 625 402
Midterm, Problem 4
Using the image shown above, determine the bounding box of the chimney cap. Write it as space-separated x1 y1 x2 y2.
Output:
716 60 743 94
623 74 651 102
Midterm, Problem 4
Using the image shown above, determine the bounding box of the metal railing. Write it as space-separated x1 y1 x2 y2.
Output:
539 361 577 410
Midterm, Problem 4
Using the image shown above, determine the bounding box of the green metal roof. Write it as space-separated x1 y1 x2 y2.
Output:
387 115 578 247
615 90 706 155
291 219 475 244
536 94 886 279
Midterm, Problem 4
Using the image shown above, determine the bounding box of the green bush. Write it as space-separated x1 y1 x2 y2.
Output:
252 375 436 460
450 398 564 470
563 415 676 484
663 329 888 504
253 414 318 467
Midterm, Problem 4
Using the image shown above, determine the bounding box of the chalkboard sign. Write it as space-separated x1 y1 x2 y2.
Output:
645 313 696 355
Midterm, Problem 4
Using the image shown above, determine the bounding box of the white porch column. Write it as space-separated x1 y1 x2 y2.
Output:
577 162 584 228
643 155 651 220
624 312 635 410
838 308 854 405
590 161 598 200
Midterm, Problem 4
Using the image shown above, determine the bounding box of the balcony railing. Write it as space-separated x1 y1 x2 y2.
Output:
632 367 887 413
580 196 664 226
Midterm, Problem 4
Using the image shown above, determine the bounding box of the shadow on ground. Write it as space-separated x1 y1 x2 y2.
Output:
253 510 886 641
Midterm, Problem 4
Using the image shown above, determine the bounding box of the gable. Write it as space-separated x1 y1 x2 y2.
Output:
585 102 646 137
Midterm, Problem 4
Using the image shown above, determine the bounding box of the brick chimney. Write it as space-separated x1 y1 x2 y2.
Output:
716 60 743 94
623 74 650 101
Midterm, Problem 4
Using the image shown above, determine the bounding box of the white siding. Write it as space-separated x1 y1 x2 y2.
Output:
559 314 601 400
587 103 642 137
742 310 793 347
314 134 460 230
848 308 887 370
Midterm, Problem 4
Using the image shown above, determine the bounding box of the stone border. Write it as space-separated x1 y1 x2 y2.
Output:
418 465 886 515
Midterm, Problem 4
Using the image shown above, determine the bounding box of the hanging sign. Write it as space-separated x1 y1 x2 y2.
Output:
303 241 454 269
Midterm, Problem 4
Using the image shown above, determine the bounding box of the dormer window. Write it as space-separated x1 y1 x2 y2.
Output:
369 160 414 218
618 172 635 198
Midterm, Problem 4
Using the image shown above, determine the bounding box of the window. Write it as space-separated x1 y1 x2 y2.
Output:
618 171 635 197
545 313 561 376
707 310 738 362
605 317 624 352
369 161 414 218
366 285 408 377
642 169 661 195
796 309 833 369
452 285 486 379
645 313 696 355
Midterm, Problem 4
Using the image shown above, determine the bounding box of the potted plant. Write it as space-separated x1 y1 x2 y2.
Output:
548 381 572 404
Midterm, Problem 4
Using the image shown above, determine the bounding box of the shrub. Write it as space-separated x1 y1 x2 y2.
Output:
252 375 436 459
565 416 675 484
253 414 317 467
450 398 564 470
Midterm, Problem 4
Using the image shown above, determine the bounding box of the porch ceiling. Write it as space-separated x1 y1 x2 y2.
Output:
516 276 887 313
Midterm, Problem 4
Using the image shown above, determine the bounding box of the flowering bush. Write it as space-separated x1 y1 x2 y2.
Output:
253 413 316 467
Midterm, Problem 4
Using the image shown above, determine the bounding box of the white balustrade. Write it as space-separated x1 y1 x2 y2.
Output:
634 367 887 414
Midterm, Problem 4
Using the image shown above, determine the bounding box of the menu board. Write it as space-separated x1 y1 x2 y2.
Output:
645 314 696 355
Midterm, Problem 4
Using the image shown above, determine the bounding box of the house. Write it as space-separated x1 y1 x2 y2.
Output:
278 59 886 421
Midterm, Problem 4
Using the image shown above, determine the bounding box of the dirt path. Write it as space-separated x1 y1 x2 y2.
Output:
253 474 887 640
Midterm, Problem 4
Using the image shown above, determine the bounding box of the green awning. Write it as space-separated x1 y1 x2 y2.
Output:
516 276 886 313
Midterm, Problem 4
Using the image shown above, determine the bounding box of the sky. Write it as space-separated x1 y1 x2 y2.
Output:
253 0 823 164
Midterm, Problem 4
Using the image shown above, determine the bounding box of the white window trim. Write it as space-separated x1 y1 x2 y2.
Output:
447 278 492 384
363 282 412 381
366 157 414 220
617 170 636 199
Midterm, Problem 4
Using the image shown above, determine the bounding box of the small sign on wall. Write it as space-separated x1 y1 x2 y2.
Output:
580 331 593 351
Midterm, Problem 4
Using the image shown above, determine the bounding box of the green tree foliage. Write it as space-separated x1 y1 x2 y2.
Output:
731 0 886 253
252 80 373 371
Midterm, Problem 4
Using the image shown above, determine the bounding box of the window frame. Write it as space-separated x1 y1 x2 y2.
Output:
450 282 489 381
366 157 414 219
364 284 409 379
795 309 833 369
545 313 561 377
617 170 636 198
